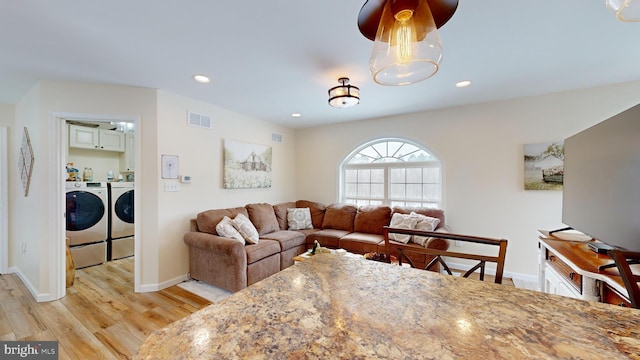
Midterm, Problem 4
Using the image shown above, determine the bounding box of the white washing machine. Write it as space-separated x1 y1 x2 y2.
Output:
109 182 134 260
66 182 108 268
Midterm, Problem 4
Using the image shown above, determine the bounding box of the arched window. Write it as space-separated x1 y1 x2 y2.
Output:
340 138 442 209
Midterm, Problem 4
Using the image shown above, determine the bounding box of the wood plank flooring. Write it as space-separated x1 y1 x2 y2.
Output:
0 258 211 360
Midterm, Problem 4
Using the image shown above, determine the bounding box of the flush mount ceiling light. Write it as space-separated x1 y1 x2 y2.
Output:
606 0 640 21
328 77 360 108
358 0 458 86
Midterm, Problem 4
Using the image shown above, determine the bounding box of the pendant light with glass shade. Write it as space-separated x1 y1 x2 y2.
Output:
370 0 443 86
358 0 458 86
606 0 640 22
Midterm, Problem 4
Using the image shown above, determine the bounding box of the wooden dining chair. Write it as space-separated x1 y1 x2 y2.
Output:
607 249 640 309
383 227 508 284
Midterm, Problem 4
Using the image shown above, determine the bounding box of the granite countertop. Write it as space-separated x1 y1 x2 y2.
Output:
135 253 640 359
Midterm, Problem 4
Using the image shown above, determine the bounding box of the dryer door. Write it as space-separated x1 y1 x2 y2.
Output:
66 191 106 231
114 189 134 223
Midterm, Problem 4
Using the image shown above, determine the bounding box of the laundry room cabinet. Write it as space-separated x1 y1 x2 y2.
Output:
69 124 125 152
119 132 135 172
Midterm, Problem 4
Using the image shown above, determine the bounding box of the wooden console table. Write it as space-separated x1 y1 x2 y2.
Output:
538 230 631 307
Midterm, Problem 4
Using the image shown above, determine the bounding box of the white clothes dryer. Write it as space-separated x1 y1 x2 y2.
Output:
109 182 134 260
65 182 108 268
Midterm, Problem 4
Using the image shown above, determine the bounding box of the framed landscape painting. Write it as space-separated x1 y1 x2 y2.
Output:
524 141 564 191
223 139 272 189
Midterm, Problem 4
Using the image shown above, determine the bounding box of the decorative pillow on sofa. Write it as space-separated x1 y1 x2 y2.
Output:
287 208 313 230
388 213 418 244
215 216 245 244
232 213 260 244
411 212 441 247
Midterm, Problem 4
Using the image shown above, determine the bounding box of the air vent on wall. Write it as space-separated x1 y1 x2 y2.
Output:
188 111 212 129
272 133 283 143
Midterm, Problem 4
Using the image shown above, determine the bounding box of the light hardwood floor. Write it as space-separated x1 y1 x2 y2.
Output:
0 258 211 360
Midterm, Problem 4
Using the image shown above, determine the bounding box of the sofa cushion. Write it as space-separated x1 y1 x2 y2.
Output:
392 207 445 229
215 216 245 244
388 213 418 244
273 202 296 230
296 200 326 229
353 205 391 235
321 203 357 232
196 207 249 235
260 230 306 251
339 232 384 254
306 228 350 248
246 203 280 235
287 208 313 230
232 213 260 244
245 240 281 265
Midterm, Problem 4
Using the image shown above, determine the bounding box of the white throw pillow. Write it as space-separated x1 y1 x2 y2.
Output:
410 212 441 247
388 213 418 244
287 208 313 230
232 213 260 244
215 216 245 244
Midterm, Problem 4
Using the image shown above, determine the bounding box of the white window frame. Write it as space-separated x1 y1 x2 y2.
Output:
339 138 442 208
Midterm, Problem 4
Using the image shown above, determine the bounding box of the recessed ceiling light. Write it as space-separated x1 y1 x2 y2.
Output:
193 75 210 83
291 113 302 118
456 80 471 88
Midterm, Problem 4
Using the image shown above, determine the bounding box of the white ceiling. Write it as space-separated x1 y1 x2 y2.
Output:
2 1 640 129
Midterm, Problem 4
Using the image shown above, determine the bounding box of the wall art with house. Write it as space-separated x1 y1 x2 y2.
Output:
223 139 272 189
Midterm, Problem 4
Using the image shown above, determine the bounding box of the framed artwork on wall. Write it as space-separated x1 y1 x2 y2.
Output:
524 141 564 191
19 127 34 196
223 139 272 189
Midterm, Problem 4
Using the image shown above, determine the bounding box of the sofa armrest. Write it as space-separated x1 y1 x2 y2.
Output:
183 232 248 292
184 232 245 254
426 225 451 250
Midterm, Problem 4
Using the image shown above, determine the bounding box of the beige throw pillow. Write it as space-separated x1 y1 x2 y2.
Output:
388 213 418 244
410 212 441 247
287 208 313 230
215 216 245 244
232 213 260 244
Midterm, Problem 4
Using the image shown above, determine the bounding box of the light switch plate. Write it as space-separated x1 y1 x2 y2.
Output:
164 182 179 192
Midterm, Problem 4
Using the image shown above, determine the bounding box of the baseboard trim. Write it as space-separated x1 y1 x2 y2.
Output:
9 267 54 302
138 273 189 293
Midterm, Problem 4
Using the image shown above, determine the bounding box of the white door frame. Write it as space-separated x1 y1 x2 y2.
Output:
49 112 140 300
0 126 8 274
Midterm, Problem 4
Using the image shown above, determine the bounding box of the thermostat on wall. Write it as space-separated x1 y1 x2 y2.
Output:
180 175 192 184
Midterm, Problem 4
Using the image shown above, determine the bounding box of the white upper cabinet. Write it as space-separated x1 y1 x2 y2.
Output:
69 124 125 152
120 133 135 172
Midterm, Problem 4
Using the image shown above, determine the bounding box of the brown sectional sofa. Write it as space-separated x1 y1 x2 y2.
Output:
183 200 450 292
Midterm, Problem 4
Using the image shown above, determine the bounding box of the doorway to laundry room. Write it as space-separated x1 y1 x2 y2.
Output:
61 115 138 296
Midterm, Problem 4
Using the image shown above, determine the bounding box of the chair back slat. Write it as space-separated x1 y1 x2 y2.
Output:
384 227 508 284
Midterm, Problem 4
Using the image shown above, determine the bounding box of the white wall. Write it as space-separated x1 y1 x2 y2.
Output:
154 90 298 282
8 81 298 299
295 81 640 278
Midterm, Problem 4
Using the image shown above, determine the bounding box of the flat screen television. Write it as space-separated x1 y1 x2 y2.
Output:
562 102 640 252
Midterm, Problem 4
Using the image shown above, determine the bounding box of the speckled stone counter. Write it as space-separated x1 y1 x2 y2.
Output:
135 253 640 359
